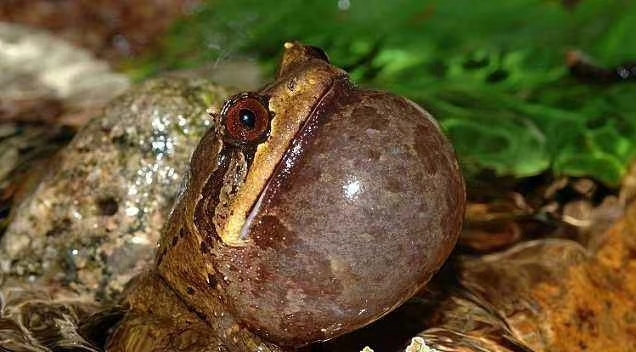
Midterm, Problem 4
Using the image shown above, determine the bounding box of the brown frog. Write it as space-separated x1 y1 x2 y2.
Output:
106 42 465 351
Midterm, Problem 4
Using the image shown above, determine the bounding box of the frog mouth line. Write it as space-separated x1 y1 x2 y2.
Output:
237 77 347 242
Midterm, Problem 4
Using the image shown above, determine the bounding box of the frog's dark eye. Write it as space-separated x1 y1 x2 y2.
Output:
222 94 271 144
306 45 329 62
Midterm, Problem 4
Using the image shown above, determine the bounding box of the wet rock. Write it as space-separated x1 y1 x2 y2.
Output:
0 23 132 232
0 77 231 301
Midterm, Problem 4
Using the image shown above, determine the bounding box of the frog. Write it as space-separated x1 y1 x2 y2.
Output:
106 42 465 351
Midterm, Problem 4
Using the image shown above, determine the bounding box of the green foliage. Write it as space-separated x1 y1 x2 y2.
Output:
138 0 636 185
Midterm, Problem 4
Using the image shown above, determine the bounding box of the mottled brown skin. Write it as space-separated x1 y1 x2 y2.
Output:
107 43 465 351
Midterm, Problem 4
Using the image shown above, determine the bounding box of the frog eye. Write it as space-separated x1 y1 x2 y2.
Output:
221 94 271 144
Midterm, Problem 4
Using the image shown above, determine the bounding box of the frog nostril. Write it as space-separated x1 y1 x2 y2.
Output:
96 196 119 216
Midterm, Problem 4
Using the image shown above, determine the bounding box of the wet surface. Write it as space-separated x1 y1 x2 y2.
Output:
0 77 230 301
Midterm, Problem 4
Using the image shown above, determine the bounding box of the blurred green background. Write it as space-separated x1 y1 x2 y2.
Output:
132 0 636 186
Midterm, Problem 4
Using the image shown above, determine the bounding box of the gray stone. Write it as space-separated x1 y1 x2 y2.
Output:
0 77 231 301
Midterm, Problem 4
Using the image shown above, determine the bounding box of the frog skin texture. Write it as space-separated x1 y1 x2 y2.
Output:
106 42 465 352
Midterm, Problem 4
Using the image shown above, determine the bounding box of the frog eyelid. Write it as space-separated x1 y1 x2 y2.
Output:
220 92 271 118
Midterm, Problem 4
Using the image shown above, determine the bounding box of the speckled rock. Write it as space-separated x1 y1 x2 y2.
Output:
0 77 231 301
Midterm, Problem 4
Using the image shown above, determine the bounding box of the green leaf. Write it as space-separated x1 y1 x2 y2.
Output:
131 0 636 186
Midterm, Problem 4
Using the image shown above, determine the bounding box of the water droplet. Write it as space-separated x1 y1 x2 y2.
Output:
344 179 361 199
125 207 139 216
